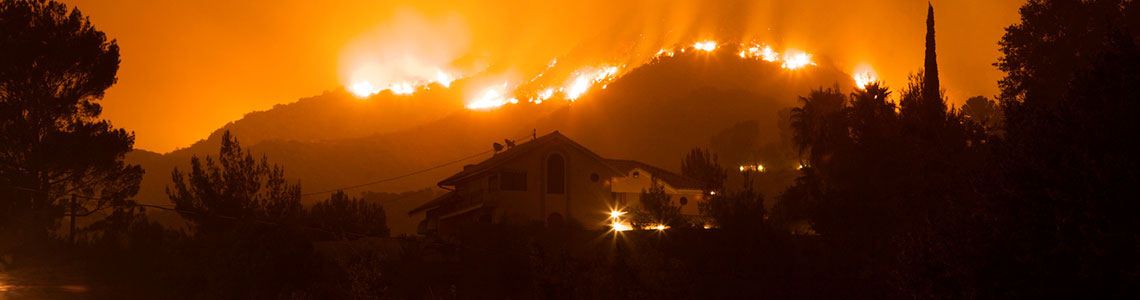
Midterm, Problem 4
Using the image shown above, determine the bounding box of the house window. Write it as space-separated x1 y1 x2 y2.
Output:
488 173 499 191
547 154 565 194
501 171 527 191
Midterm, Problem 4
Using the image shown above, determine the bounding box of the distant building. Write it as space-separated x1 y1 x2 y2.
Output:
409 131 704 236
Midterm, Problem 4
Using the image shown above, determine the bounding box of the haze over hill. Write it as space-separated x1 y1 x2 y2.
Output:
127 47 854 235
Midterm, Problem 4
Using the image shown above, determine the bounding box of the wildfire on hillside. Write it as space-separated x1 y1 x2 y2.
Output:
344 38 819 110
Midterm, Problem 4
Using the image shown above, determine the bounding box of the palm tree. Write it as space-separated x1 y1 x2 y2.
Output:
848 82 896 143
790 86 847 166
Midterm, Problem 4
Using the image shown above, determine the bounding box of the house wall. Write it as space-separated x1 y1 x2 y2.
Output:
455 144 617 229
438 142 706 232
610 167 704 216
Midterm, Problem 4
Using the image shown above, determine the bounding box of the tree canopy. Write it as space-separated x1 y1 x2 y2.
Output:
167 131 302 233
0 0 141 241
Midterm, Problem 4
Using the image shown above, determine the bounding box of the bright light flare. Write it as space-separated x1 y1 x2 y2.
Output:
609 209 626 219
853 63 879 89
612 221 633 232
694 41 717 52
651 224 669 231
781 50 816 70
739 164 765 172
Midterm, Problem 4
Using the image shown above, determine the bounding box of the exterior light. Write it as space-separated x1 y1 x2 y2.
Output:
609 210 626 219
612 221 632 232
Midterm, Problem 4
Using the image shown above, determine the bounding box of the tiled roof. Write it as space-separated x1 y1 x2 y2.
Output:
437 131 620 186
605 159 705 190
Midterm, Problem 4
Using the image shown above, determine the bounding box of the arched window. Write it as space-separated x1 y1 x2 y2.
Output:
546 154 565 194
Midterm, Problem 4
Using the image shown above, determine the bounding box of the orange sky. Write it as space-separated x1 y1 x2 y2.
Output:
65 0 1025 153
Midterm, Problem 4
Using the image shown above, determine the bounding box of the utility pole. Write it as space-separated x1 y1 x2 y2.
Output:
69 194 77 244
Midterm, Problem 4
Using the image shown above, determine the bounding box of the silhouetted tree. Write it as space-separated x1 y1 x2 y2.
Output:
0 0 142 244
789 85 847 167
680 147 726 194
308 190 389 239
848 82 897 144
167 131 302 233
629 178 683 228
776 7 997 294
700 174 766 231
922 3 943 116
992 0 1140 297
960 95 1003 133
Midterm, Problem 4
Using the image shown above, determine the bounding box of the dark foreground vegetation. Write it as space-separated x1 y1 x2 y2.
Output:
2 0 1138 298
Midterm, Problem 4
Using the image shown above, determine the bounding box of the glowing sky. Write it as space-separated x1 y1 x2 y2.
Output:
64 0 1024 153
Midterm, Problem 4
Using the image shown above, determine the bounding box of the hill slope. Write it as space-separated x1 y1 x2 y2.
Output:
127 49 855 235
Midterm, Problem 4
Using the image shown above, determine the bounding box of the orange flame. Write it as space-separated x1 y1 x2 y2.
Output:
853 63 879 89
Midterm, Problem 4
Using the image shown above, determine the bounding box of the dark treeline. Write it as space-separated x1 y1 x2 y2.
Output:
1 0 1138 298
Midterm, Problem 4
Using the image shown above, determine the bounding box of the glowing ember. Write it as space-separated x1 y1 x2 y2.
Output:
853 63 879 89
781 50 815 69
694 40 718 52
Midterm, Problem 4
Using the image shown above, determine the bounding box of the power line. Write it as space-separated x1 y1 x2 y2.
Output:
299 132 536 198
2 132 543 237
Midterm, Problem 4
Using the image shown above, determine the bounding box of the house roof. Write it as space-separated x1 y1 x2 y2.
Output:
605 159 705 190
410 131 705 216
408 191 455 215
437 131 622 186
